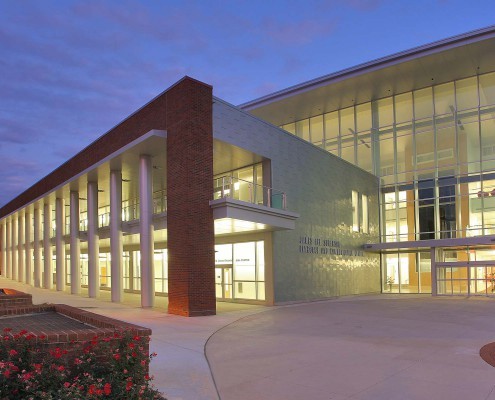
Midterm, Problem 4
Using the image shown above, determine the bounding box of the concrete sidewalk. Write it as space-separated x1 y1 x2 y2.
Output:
206 295 495 400
0 277 265 400
4 277 495 400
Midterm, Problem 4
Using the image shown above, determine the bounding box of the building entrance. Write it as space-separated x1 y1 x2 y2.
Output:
436 263 495 296
215 265 233 299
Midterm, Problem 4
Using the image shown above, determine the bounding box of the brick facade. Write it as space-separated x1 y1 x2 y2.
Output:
166 78 216 316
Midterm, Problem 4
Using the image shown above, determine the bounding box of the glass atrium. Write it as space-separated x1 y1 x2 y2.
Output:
280 71 495 295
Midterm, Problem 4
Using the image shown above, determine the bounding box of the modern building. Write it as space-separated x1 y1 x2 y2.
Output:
0 26 494 316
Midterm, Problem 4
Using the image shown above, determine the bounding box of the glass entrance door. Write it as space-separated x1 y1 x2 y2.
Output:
215 265 233 299
436 264 495 296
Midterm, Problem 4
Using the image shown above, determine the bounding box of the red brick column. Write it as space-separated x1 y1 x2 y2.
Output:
166 77 216 316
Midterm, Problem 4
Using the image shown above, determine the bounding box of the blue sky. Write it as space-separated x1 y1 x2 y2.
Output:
0 0 494 206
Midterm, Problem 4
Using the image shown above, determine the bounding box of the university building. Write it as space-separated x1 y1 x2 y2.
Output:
0 26 494 316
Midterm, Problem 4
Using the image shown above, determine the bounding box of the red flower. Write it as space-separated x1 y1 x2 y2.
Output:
126 380 133 391
128 342 135 349
18 329 28 336
39 334 46 340
51 348 63 359
104 382 112 395
33 363 42 373
64 382 70 388
3 328 12 333
113 353 120 361
9 349 17 357
88 384 96 395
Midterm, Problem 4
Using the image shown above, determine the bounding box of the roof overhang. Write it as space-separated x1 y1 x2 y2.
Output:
241 26 495 125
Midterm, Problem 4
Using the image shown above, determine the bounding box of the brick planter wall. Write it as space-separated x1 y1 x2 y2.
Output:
0 288 33 308
0 303 152 371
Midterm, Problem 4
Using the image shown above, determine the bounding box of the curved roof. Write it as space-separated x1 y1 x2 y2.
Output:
241 25 495 125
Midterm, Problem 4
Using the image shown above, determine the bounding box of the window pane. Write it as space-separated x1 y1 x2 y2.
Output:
340 107 355 134
379 133 395 177
310 115 324 144
295 119 310 141
414 87 433 120
356 102 372 133
357 133 372 172
456 77 478 110
377 97 394 127
282 122 296 135
395 92 413 123
434 82 455 116
324 111 339 140
479 72 495 106
352 190 359 232
436 125 456 168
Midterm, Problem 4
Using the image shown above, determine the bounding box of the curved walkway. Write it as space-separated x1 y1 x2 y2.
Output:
206 296 495 400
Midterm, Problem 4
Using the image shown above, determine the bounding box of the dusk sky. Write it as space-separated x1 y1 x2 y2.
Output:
0 0 494 206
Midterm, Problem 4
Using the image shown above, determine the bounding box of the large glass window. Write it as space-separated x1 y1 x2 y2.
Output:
214 241 265 301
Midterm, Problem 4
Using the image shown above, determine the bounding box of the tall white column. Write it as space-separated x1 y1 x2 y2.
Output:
17 213 24 282
43 203 53 289
33 207 42 288
139 155 154 307
11 216 17 281
110 170 123 302
0 222 5 277
70 191 81 295
6 219 11 279
87 182 99 298
25 210 32 284
55 198 66 291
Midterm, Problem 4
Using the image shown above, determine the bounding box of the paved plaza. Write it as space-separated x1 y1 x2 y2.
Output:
1 277 495 400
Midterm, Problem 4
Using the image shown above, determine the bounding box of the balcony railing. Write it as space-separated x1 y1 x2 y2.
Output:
213 176 287 210
69 179 288 232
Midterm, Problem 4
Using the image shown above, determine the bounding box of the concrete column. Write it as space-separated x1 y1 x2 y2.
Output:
12 216 17 281
43 203 53 289
25 210 32 285
33 207 42 288
70 191 81 295
17 213 24 282
6 219 11 279
55 198 66 291
0 222 5 277
110 170 123 302
87 182 99 298
139 155 154 307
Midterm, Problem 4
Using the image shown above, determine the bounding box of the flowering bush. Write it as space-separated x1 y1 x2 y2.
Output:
0 328 165 399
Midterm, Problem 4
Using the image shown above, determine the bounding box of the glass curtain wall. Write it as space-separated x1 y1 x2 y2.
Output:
281 71 495 294
281 71 495 242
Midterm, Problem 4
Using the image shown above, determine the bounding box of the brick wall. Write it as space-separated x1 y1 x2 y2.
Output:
166 78 216 316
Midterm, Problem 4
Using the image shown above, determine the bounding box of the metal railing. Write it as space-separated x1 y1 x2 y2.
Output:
213 176 287 210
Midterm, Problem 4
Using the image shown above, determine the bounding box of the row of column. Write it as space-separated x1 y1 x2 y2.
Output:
0 154 155 307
